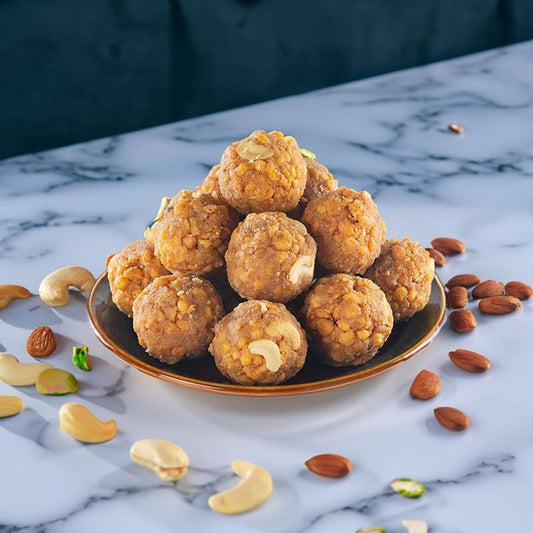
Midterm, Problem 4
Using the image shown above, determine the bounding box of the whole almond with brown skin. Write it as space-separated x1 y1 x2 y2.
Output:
305 454 352 478
478 295 521 315
431 237 465 256
410 369 440 400
448 309 477 332
472 280 504 299
449 349 491 373
425 247 446 266
26 327 56 357
434 407 469 431
505 281 533 300
447 286 468 309
446 274 481 289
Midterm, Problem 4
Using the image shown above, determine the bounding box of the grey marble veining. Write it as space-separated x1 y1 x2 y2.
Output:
1 41 533 532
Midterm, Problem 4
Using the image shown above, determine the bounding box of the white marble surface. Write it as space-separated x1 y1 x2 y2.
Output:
1 41 533 532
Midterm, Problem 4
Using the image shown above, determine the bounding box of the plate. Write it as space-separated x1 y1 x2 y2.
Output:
87 273 446 397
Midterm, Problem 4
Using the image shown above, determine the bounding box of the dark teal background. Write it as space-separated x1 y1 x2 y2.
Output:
1 0 532 160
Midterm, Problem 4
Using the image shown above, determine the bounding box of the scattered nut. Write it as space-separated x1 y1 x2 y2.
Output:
59 402 117 443
130 438 189 481
446 274 481 289
402 519 428 533
425 247 446 266
39 266 96 307
0 353 53 386
471 279 504 299
236 139 274 162
448 309 477 332
434 406 469 431
72 345 92 371
208 460 273 515
26 326 56 357
36 368 79 395
300 148 316 159
409 370 440 400
0 284 31 310
448 123 464 134
390 478 426 498
430 237 465 256
248 339 282 372
305 453 352 478
449 349 491 373
0 395 24 418
356 528 385 533
447 286 468 309
505 280 533 300
478 295 521 315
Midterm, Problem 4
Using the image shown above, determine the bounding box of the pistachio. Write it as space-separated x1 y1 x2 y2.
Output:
0 353 53 386
236 139 274 162
59 402 117 443
36 368 78 395
356 529 385 533
300 148 316 159
130 439 189 481
390 478 426 498
0 395 24 418
248 339 282 372
72 345 91 371
208 460 273 515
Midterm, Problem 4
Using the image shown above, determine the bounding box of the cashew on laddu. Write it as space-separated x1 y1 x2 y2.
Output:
208 460 273 515
39 266 96 307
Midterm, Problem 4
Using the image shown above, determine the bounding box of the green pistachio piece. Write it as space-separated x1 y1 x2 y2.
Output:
390 478 426 498
357 528 385 533
35 369 79 396
143 226 152 240
72 346 91 371
300 148 316 160
154 196 171 222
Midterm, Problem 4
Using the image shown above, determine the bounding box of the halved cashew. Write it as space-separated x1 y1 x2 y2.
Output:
248 340 282 372
208 460 273 515
265 321 302 350
39 266 96 307
0 285 31 310
130 438 189 481
0 353 53 386
59 402 117 443
236 140 274 162
288 255 315 285
402 519 428 533
0 395 24 418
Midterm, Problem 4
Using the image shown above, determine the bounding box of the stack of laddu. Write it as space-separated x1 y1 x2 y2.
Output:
107 130 434 385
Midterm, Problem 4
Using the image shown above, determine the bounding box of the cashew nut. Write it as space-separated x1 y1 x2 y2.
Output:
0 285 31 310
130 439 189 481
236 140 274 162
0 395 24 418
402 520 428 533
59 402 117 443
288 255 315 285
208 460 273 515
39 266 96 307
248 339 282 372
0 353 53 386
264 322 302 350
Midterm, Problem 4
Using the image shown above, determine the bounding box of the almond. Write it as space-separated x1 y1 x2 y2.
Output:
505 281 533 300
305 453 352 478
409 369 440 400
446 286 468 309
446 274 481 289
434 407 469 431
26 327 56 358
448 309 476 332
425 247 446 266
478 295 521 315
449 349 491 373
471 280 504 299
431 237 465 256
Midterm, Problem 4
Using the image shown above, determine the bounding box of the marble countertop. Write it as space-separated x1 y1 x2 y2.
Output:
1 41 533 533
